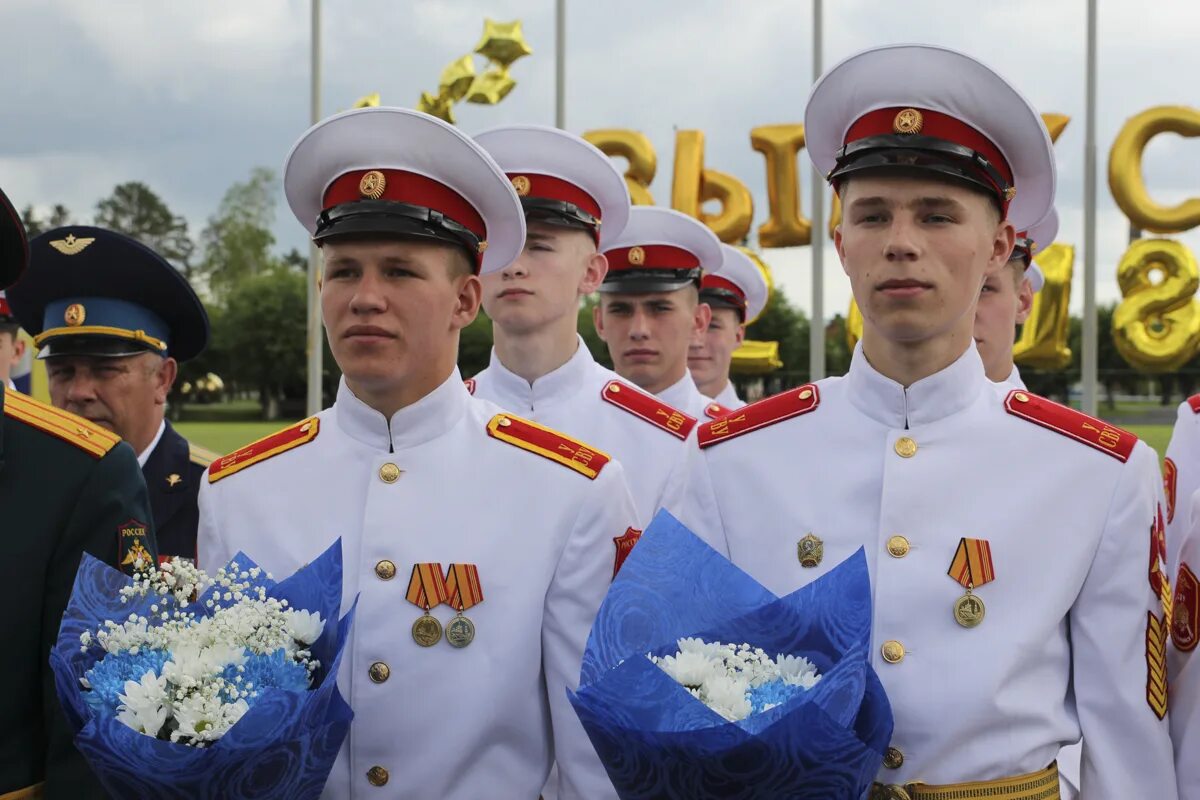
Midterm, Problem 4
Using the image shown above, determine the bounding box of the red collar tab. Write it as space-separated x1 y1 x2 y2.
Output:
605 244 701 273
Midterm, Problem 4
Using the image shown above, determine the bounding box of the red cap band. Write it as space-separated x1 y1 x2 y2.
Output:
323 169 486 240
508 173 602 220
605 244 700 272
701 275 747 305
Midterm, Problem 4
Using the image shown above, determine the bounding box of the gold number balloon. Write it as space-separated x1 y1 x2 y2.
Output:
750 125 812 247
1112 238 1200 372
583 129 657 206
1110 106 1200 234
846 297 864 351
1013 243 1074 370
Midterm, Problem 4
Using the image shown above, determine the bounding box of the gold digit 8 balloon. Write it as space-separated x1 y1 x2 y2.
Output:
1112 238 1200 372
1013 243 1074 370
583 129 657 206
1110 106 1200 234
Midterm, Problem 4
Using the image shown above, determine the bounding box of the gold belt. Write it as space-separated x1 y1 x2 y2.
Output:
0 784 44 800
872 762 1060 800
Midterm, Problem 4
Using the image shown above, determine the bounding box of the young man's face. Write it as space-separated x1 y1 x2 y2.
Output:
835 174 1014 347
593 287 711 394
321 237 480 401
974 259 1034 382
0 328 24 384
688 306 744 394
47 351 176 451
481 222 606 335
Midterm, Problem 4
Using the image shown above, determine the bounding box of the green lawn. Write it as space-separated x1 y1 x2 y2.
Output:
1126 424 1171 462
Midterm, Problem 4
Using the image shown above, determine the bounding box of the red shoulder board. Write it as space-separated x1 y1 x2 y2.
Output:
1173 563 1199 652
1188 394 1200 414
208 417 320 483
600 380 696 440
464 378 476 395
704 401 734 419
486 413 611 480
1004 390 1136 463
699 384 819 449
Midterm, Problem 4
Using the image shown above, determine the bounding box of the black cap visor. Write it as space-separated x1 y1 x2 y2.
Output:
599 267 701 294
315 200 482 267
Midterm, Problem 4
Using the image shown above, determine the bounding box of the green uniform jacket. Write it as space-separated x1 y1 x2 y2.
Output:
0 385 158 799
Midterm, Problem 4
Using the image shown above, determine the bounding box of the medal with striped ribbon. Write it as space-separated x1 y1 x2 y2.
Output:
444 563 484 648
947 538 995 628
406 563 449 647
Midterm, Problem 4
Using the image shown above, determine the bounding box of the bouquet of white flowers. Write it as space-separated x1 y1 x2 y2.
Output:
51 540 355 799
569 512 892 799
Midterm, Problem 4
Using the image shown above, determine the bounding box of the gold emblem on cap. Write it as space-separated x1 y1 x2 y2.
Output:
797 533 824 568
64 303 86 327
1004 186 1017 202
359 170 387 199
511 175 531 196
893 108 924 135
628 246 646 266
166 473 182 488
477 240 488 254
49 234 96 256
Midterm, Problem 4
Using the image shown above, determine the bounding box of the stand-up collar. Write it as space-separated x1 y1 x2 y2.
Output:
845 342 986 429
484 335 594 414
334 369 469 452
657 371 706 413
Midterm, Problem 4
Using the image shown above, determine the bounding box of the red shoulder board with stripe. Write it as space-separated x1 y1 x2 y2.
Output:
1004 390 1136 463
699 384 819 449
600 380 696 440
208 418 320 483
1189 394 1200 414
1173 563 1199 652
704 401 734 419
1164 458 1179 524
464 378 476 395
486 413 611 480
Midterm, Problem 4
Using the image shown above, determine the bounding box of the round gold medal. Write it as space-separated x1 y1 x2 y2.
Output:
954 592 986 628
446 614 475 648
412 613 443 647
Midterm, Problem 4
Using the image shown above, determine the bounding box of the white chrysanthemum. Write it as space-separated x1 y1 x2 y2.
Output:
702 674 752 722
117 671 169 736
778 654 822 689
284 609 324 646
656 650 718 688
676 637 728 661
171 692 249 744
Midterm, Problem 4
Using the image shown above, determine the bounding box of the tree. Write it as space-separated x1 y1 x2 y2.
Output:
198 168 278 301
94 182 195 276
217 266 307 419
20 203 72 237
745 289 810 387
458 311 494 378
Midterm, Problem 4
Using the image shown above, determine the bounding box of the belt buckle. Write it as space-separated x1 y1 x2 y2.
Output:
870 784 912 800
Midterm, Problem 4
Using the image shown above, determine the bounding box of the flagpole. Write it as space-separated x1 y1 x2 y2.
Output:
305 0 324 417
808 0 825 380
555 0 566 129
1082 0 1098 415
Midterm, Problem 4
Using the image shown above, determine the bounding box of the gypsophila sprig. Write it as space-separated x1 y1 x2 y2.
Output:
649 637 822 722
79 556 324 746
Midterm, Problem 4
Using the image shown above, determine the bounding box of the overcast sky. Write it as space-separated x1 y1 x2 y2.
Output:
2 0 1196 318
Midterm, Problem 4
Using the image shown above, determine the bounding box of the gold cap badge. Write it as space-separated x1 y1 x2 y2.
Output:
359 170 387 200
511 175 531 196
628 246 646 266
166 473 182 487
64 303 86 327
892 108 923 135
49 234 96 256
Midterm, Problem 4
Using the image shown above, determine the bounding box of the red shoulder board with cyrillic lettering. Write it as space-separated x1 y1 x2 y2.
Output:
704 402 734 419
486 413 611 480
208 417 320 483
1004 390 1136 463
699 384 820 449
464 378 476 395
600 380 696 440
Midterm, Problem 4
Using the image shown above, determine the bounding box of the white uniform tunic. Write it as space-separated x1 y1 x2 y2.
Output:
665 344 1176 798
711 381 743 409
1001 364 1025 390
471 337 692 528
656 371 713 420
1165 398 1200 800
198 372 635 800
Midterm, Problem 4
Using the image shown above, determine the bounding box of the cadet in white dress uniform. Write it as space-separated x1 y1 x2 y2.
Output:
977 210 1057 390
689 244 770 414
593 206 723 420
470 125 695 529
664 45 1176 800
1164 399 1200 800
197 108 637 800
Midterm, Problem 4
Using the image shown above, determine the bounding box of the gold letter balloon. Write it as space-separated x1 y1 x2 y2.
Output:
1110 106 1200 234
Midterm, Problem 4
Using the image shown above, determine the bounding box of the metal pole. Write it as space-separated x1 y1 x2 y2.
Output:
808 0 825 380
555 0 566 129
1082 0 1098 416
306 0 324 416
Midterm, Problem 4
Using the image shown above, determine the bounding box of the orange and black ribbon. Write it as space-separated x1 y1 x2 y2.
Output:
947 538 995 590
444 563 484 612
406 563 449 611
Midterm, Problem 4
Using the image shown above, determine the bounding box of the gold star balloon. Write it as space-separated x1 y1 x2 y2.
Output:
474 19 533 69
417 91 456 124
438 55 476 104
351 92 381 109
466 68 517 106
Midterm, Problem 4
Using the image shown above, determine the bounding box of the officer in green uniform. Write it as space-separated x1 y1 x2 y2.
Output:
0 188 158 799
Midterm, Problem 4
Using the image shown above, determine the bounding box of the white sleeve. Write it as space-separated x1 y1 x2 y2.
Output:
196 478 231 575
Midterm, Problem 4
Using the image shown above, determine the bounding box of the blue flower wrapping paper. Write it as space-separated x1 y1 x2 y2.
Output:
569 511 893 799
49 540 356 800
